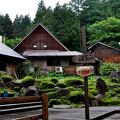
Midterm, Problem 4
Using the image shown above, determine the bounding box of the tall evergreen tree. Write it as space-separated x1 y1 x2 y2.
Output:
13 15 31 38
2 14 13 39
0 15 4 35
52 4 81 51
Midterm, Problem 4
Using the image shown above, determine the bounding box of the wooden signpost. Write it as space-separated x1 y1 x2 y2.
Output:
73 27 95 120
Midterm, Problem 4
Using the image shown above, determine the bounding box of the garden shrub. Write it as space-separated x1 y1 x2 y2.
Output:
48 91 59 100
61 99 71 105
66 87 79 91
103 98 120 106
99 62 117 76
68 91 84 103
50 78 59 84
22 76 35 88
39 81 56 90
56 82 67 88
1 75 13 82
57 88 70 97
65 79 83 87
89 89 98 96
49 99 62 106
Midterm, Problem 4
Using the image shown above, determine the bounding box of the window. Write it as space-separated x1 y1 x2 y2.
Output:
33 42 47 49
47 58 61 66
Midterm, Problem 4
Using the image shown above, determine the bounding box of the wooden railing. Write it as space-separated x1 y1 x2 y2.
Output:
0 94 48 120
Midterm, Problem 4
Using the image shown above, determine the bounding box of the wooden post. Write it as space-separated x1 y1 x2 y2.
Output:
81 26 90 120
42 94 48 120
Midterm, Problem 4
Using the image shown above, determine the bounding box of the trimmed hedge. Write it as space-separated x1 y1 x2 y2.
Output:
50 78 59 84
68 91 84 103
56 82 67 88
65 79 83 87
22 76 35 88
39 81 56 90
48 91 59 100
1 75 13 82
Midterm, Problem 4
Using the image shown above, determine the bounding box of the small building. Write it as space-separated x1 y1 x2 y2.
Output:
88 42 120 63
0 42 25 77
15 24 82 75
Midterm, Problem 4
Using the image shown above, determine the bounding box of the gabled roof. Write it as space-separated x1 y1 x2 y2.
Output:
14 23 69 51
23 50 82 57
88 42 120 52
0 43 25 60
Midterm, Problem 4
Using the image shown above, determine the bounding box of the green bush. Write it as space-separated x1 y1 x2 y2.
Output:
1 75 13 82
49 99 62 106
48 91 59 100
89 89 98 96
65 79 83 87
99 62 117 76
22 76 35 88
68 91 84 103
56 82 67 88
103 98 120 106
39 81 56 90
50 78 59 84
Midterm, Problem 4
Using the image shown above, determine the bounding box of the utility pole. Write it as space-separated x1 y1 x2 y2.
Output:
81 26 90 120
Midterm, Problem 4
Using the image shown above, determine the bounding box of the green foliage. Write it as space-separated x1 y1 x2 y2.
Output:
65 79 83 87
22 76 35 88
0 75 13 82
103 98 120 106
99 62 118 76
88 17 120 49
5 38 21 48
49 99 62 106
68 91 84 103
39 81 56 90
50 78 59 84
48 91 59 100
17 60 34 78
56 82 67 88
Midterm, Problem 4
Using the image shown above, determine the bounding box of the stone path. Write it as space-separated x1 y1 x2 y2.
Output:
0 106 120 120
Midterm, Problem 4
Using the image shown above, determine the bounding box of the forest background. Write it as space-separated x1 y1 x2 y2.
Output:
0 0 120 51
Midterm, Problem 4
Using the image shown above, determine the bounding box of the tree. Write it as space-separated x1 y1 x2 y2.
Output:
2 14 14 39
0 15 4 35
34 0 46 24
52 4 81 51
87 17 120 49
13 15 31 38
33 0 53 30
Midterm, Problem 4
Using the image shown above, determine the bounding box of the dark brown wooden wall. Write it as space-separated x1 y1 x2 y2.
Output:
15 26 67 53
93 44 120 63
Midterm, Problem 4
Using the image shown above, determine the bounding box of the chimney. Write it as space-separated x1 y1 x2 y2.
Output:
0 36 2 43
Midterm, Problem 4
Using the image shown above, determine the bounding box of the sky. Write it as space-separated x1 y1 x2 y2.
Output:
0 0 70 21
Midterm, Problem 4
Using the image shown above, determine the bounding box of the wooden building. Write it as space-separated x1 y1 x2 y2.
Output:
0 43 25 77
88 42 120 63
15 24 82 75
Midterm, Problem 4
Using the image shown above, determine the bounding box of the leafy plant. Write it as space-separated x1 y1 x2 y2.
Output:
39 81 56 90
68 91 84 103
22 76 35 88
0 75 13 82
99 62 117 76
65 79 83 87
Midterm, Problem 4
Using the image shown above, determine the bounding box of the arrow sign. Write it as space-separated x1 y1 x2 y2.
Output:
73 53 95 63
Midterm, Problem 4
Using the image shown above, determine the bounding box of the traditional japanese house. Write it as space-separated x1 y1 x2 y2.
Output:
15 24 82 75
88 42 120 63
0 42 25 77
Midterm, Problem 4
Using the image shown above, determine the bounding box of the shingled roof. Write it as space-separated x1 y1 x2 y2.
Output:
0 43 25 60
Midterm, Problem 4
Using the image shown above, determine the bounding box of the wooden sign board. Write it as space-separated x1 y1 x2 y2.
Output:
72 53 95 63
76 66 94 77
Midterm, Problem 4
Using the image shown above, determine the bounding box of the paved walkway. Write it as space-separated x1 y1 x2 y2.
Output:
49 106 120 120
0 106 120 120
